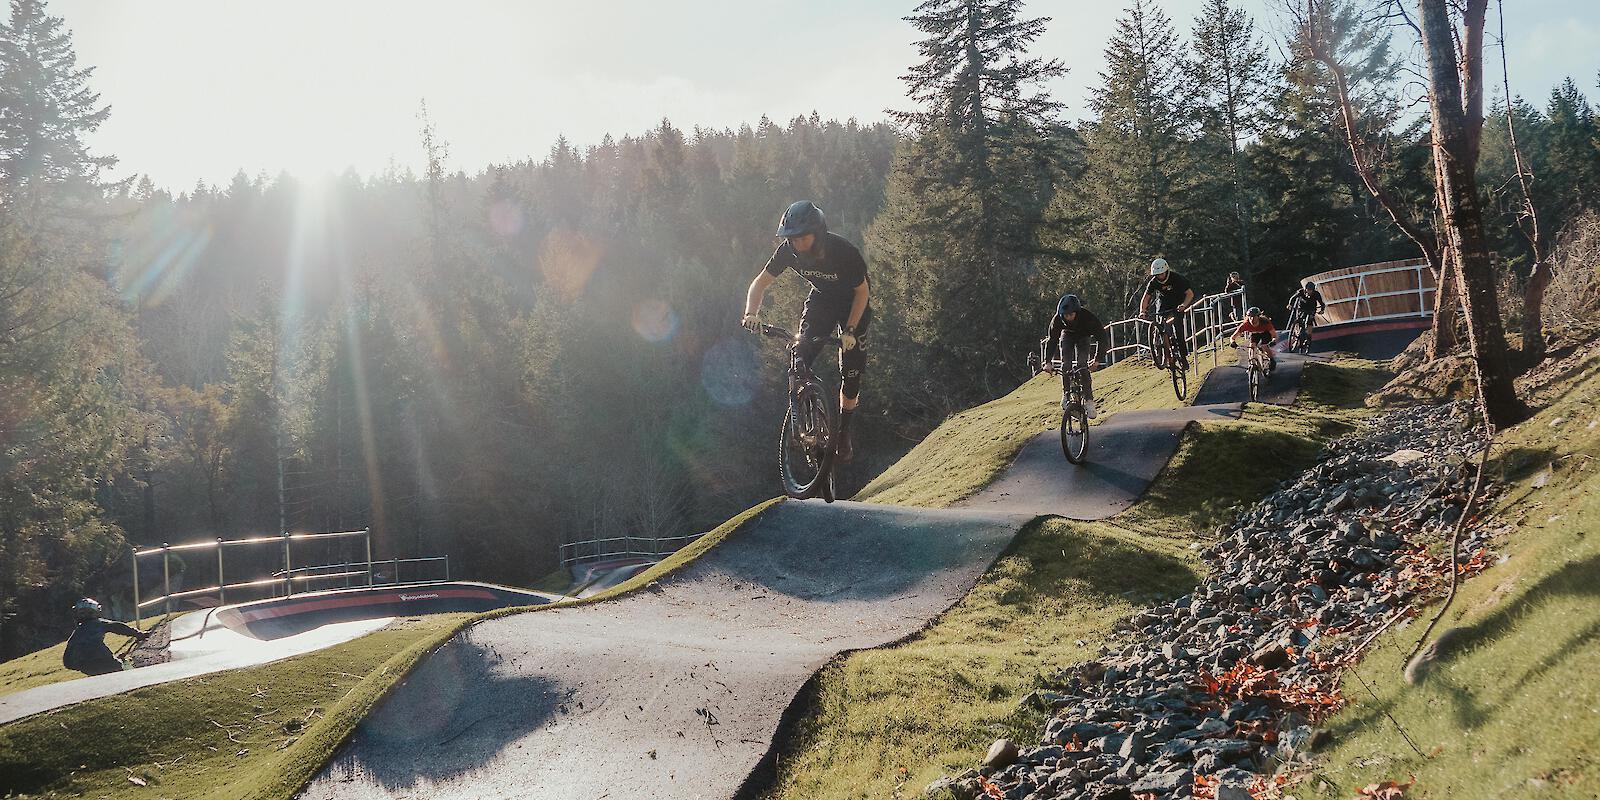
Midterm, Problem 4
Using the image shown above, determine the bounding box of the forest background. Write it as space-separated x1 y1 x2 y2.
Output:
3 0 1598 658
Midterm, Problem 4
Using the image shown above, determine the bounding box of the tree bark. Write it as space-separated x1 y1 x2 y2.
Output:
1429 247 1459 358
1418 0 1529 427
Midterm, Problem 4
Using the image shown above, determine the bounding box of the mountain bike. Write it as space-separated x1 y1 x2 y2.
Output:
1235 340 1271 402
1055 347 1097 465
1149 312 1188 401
1288 314 1313 354
752 323 839 502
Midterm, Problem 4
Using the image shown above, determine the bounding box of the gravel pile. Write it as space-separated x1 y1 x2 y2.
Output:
930 402 1496 800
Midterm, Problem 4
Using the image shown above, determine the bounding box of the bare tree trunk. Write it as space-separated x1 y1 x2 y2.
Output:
1495 0 1551 361
1302 0 1459 356
1419 0 1529 427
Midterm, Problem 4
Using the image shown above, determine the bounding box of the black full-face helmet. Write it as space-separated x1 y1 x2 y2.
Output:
775 200 827 239
1057 294 1082 316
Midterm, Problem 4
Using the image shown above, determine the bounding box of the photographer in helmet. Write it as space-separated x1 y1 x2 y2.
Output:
62 597 147 676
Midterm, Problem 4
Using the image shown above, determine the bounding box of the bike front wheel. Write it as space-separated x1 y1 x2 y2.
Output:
1169 359 1188 401
1061 399 1089 464
779 388 835 499
1248 363 1262 402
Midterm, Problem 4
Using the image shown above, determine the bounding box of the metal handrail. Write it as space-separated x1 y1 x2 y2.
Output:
558 532 706 567
128 528 454 627
1103 287 1247 371
1304 261 1434 327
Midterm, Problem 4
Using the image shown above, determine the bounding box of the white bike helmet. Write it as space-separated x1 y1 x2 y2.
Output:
1150 258 1170 276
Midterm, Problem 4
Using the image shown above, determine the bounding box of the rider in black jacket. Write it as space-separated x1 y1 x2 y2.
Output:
63 598 147 676
1042 294 1111 419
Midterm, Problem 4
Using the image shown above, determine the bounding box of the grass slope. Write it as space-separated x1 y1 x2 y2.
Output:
0 613 179 700
0 614 470 800
0 498 781 800
856 358 1216 508
1297 347 1600 799
763 360 1389 799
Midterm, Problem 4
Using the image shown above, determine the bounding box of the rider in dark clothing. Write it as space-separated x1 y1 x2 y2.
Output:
63 598 145 676
1042 294 1112 418
1138 258 1196 360
1287 282 1327 334
742 201 871 462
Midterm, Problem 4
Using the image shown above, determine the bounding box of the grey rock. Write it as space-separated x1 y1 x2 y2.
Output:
984 738 1020 769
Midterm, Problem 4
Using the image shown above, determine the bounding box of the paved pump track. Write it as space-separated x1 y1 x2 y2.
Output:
297 345 1341 800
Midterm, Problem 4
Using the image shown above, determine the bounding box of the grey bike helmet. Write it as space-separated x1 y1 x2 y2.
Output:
1303 282 1315 291
1247 306 1262 317
775 201 827 238
73 597 101 621
1057 294 1082 315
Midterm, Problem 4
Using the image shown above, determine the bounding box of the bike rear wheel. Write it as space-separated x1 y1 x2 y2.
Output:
779 387 835 499
1060 397 1089 464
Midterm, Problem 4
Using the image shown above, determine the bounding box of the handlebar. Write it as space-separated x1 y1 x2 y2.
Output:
748 322 840 347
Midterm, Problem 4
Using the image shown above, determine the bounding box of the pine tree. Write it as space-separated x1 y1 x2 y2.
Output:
870 0 1066 412
1542 79 1600 230
0 0 114 202
1069 0 1200 311
1188 0 1271 272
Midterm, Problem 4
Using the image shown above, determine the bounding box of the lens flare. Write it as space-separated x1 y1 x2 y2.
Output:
700 337 759 406
539 229 602 301
631 298 679 342
487 200 524 238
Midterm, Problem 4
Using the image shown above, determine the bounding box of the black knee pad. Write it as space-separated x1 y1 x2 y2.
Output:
841 345 866 401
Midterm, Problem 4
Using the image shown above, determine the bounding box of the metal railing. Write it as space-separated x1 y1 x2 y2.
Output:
129 528 445 627
1103 288 1248 372
557 532 706 567
1308 261 1435 325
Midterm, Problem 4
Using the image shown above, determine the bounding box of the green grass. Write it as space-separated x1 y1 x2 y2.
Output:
0 500 782 800
1294 354 1600 799
0 614 471 800
766 519 1200 799
855 358 1216 508
0 613 183 700
763 359 1385 799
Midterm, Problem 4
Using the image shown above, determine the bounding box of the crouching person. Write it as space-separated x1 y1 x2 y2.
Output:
63 597 147 676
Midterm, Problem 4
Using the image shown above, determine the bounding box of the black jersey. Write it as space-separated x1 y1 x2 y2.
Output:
1044 308 1111 362
762 232 868 304
1144 271 1194 314
1289 288 1325 319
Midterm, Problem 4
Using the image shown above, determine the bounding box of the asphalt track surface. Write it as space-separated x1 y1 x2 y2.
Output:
300 359 1318 800
1191 348 1313 406
299 502 1029 800
0 583 558 726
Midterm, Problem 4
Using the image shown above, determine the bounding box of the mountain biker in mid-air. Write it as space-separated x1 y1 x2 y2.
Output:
1229 306 1278 375
741 201 871 462
63 598 147 676
1041 294 1110 419
1287 281 1326 343
1138 258 1196 363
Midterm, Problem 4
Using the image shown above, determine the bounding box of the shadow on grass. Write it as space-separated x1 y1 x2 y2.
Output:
1491 445 1559 483
1327 553 1600 739
1299 362 1393 410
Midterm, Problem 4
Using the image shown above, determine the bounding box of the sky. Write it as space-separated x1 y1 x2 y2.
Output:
51 0 1600 190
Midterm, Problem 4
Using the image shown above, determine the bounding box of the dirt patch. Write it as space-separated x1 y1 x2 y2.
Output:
1368 351 1475 408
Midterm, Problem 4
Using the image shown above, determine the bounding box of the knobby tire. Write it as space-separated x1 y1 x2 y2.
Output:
779 387 835 500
